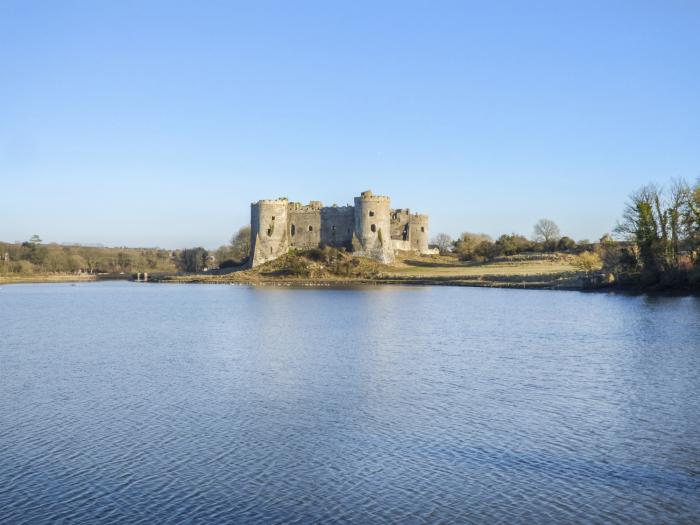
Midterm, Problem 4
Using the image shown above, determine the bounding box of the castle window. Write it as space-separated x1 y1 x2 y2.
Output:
421 227 425 232
267 227 272 236
309 225 313 232
272 216 275 221
291 224 296 236
369 211 375 217
371 224 376 233
331 225 336 234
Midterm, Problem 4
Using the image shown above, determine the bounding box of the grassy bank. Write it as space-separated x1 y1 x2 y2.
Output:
0 273 98 285
155 249 587 290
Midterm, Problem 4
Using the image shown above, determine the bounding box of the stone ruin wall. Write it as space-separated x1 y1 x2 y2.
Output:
250 190 430 267
250 198 290 267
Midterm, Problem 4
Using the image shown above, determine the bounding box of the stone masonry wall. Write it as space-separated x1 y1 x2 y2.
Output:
250 190 429 267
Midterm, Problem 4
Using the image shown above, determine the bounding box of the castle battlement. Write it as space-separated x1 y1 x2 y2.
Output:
249 190 430 267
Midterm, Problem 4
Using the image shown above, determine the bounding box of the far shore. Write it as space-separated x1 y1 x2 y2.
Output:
152 252 594 291
4 253 696 294
0 273 133 286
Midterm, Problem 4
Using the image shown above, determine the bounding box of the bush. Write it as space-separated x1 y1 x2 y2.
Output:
12 260 35 274
558 236 576 251
573 251 602 274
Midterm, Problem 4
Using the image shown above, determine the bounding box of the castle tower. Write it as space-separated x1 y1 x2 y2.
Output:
408 213 430 253
250 198 289 267
352 190 394 264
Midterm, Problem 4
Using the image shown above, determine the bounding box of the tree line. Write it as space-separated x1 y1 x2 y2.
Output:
1 237 179 275
430 177 700 290
431 218 586 262
171 226 251 273
0 227 253 276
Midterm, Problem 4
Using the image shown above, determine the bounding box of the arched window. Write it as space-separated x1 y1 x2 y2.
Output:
421 226 425 233
291 224 296 236
309 225 313 232
371 224 376 233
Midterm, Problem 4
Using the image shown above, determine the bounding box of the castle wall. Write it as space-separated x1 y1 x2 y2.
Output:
249 190 427 266
392 239 411 251
250 199 289 267
288 207 321 249
390 209 410 241
408 214 430 253
353 191 394 264
320 206 354 248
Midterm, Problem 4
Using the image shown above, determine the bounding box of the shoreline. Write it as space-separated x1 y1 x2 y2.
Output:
0 274 98 286
2 274 698 295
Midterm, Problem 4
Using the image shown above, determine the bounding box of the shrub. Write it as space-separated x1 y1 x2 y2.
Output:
558 236 576 251
573 251 602 275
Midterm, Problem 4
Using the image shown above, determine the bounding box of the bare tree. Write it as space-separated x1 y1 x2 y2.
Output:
533 219 561 244
431 233 453 254
230 225 251 262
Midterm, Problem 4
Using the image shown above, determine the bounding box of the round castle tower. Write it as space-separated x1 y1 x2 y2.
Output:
408 213 430 253
250 198 289 267
353 190 394 264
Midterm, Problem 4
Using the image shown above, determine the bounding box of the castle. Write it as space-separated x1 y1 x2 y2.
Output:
250 190 431 267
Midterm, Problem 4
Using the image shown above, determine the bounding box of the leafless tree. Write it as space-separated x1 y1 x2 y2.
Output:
230 225 251 262
431 233 453 254
533 219 561 244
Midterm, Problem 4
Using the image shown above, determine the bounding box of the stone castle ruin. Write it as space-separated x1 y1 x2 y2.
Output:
250 190 431 267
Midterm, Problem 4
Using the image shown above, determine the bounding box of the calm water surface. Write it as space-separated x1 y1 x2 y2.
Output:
1 282 699 524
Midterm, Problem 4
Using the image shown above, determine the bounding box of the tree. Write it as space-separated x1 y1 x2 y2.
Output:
177 247 208 273
533 219 561 248
22 234 47 267
453 232 492 260
494 234 533 256
431 233 453 254
230 225 251 263
616 184 666 275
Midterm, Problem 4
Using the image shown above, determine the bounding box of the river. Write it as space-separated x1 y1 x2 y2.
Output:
1 282 699 523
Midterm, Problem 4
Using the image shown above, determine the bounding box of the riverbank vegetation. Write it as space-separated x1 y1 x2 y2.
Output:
3 179 698 292
425 178 700 292
155 248 586 290
0 237 178 282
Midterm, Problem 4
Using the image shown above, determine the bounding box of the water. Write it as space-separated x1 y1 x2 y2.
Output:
1 282 699 524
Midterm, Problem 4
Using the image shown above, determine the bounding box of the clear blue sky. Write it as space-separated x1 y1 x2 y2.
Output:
2 1 699 249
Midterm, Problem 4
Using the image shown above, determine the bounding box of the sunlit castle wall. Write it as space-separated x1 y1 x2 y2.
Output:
352 190 394 264
288 201 322 249
250 198 289 267
408 214 430 253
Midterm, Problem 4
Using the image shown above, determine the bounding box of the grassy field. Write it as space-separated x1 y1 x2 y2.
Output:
0 251 589 289
158 250 586 289
387 252 577 278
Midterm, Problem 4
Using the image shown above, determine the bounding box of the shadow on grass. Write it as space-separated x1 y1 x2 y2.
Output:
402 259 471 268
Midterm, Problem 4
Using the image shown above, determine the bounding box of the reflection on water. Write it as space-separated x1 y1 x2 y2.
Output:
1 282 699 524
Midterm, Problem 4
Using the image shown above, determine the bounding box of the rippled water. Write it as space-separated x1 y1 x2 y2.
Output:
1 282 699 524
